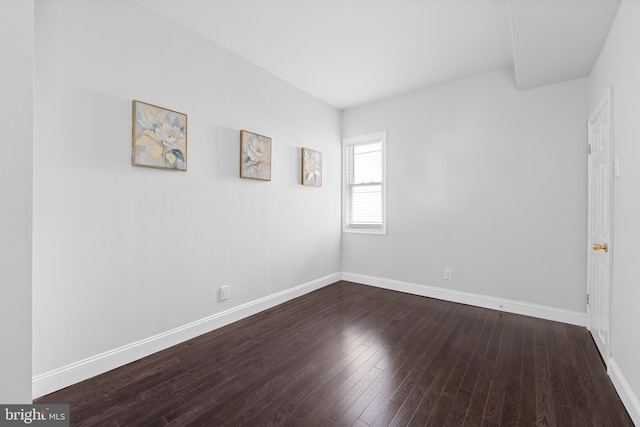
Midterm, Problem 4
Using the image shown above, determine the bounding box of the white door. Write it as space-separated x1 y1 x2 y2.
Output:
587 87 613 365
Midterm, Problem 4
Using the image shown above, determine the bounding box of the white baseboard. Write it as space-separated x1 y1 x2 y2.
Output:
32 272 341 399
32 271 588 399
609 357 640 426
341 272 586 326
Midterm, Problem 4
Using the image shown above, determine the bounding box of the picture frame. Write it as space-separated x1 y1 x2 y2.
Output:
240 130 272 181
132 100 187 171
302 147 322 187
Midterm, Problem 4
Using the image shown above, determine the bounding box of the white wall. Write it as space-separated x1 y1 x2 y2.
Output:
33 0 341 389
0 0 34 404
342 69 587 314
588 0 640 422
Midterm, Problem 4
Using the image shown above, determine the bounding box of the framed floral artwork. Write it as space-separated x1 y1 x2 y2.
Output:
240 130 271 181
302 147 322 187
132 100 187 171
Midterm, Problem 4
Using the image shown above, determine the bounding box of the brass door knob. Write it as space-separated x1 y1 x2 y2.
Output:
593 243 608 252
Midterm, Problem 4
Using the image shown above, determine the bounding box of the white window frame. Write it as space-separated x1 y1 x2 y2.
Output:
342 131 387 235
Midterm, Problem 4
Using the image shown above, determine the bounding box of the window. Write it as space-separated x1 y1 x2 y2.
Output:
343 131 387 234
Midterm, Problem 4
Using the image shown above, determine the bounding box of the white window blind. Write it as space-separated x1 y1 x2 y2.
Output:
343 132 386 234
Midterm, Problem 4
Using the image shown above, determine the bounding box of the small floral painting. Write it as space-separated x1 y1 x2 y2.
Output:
302 147 322 187
132 100 187 171
240 130 271 181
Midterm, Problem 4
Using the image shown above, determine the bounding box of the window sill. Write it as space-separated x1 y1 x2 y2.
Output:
342 226 387 235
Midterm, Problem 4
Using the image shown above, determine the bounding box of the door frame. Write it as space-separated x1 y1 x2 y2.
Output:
586 86 614 368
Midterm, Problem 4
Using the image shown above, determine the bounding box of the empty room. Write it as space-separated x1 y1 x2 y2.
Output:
2 0 640 425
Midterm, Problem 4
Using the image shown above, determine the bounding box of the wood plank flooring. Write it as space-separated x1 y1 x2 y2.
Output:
36 281 634 426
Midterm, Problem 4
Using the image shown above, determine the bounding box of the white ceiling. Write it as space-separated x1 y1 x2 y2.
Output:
136 0 620 109
510 0 621 90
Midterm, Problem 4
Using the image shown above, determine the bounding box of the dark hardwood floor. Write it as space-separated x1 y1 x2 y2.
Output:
36 281 633 426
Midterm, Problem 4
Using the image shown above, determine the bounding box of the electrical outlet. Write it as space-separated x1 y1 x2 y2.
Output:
220 286 230 300
444 268 453 280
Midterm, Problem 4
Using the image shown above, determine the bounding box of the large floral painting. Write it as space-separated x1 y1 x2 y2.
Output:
240 130 271 181
132 100 187 171
302 147 322 187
